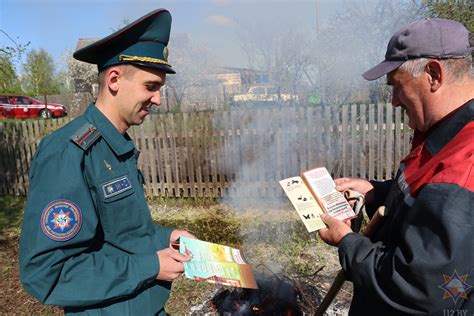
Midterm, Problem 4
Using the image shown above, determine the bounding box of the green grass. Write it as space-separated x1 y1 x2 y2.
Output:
0 195 25 236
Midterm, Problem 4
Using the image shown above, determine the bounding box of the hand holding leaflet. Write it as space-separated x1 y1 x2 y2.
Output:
179 237 258 289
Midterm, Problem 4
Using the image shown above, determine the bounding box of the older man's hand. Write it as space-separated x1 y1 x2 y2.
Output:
334 177 375 205
318 213 353 247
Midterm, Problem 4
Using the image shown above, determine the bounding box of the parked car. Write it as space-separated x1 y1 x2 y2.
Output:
0 95 67 119
232 86 299 103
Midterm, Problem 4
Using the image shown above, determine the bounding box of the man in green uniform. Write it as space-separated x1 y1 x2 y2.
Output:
19 8 194 315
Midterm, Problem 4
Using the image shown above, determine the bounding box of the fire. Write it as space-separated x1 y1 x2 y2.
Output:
251 305 262 313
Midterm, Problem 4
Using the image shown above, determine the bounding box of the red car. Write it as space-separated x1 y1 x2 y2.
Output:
0 95 67 119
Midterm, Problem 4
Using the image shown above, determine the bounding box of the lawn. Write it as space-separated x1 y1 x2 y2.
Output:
0 196 350 315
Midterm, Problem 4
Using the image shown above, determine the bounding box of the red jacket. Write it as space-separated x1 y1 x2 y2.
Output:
339 100 474 315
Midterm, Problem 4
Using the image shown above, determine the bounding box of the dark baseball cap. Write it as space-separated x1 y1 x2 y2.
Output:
363 18 473 81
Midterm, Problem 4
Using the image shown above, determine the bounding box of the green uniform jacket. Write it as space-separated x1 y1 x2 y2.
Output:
19 104 173 315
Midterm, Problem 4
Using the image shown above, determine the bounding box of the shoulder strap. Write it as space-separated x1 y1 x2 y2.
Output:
70 122 101 151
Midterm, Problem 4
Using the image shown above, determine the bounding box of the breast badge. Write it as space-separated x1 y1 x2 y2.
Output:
102 176 132 198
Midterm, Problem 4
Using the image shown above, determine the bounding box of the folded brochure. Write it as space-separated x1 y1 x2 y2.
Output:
179 236 258 289
279 166 356 232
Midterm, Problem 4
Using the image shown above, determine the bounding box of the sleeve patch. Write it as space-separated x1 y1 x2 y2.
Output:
102 176 132 198
41 200 82 242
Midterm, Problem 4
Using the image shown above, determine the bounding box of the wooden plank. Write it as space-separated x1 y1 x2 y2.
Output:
174 113 187 197
0 122 7 194
272 107 282 185
167 113 179 197
221 110 232 196
160 114 173 197
323 106 332 170
18 121 30 195
6 122 15 195
350 104 357 178
239 109 250 195
298 106 308 173
377 103 384 181
289 106 299 179
258 108 269 196
25 120 36 178
210 111 220 197
368 104 375 180
154 114 166 197
394 107 402 173
360 104 367 179
183 112 195 198
195 112 205 197
203 112 213 197
305 107 314 168
147 116 159 197
311 107 320 168
216 111 227 197
269 107 280 197
332 107 342 178
385 104 393 179
341 106 348 177
138 124 151 197
13 122 22 195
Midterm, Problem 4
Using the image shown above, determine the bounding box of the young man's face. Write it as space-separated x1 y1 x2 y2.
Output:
387 67 429 131
116 65 166 130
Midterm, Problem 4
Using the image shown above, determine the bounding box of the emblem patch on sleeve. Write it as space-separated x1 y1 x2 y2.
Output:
41 200 82 242
102 176 132 198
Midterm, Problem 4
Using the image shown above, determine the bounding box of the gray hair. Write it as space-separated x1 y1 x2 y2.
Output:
399 55 473 82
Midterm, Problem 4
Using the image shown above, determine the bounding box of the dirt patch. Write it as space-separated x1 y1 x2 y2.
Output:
0 232 62 315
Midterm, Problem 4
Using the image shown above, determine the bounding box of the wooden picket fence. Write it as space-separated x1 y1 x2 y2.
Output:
0 104 412 198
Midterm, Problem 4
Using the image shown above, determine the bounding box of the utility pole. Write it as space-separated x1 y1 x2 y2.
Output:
315 0 320 34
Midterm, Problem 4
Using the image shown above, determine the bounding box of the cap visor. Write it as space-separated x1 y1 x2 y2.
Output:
362 60 405 81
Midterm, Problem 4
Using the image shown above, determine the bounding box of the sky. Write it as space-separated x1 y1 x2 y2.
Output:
0 0 343 70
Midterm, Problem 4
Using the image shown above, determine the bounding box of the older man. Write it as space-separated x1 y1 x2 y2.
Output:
19 9 194 315
319 19 474 314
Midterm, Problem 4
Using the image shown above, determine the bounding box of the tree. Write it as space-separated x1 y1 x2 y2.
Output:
312 0 424 105
234 1 424 106
61 49 98 96
422 0 474 31
236 17 314 99
0 30 29 94
0 56 22 93
22 48 60 96
165 34 217 110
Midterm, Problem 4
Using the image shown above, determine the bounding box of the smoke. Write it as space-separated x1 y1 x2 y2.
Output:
208 1 425 273
215 106 298 207
206 15 235 28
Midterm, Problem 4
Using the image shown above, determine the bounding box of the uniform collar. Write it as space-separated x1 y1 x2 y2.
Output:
84 104 135 156
424 99 474 156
